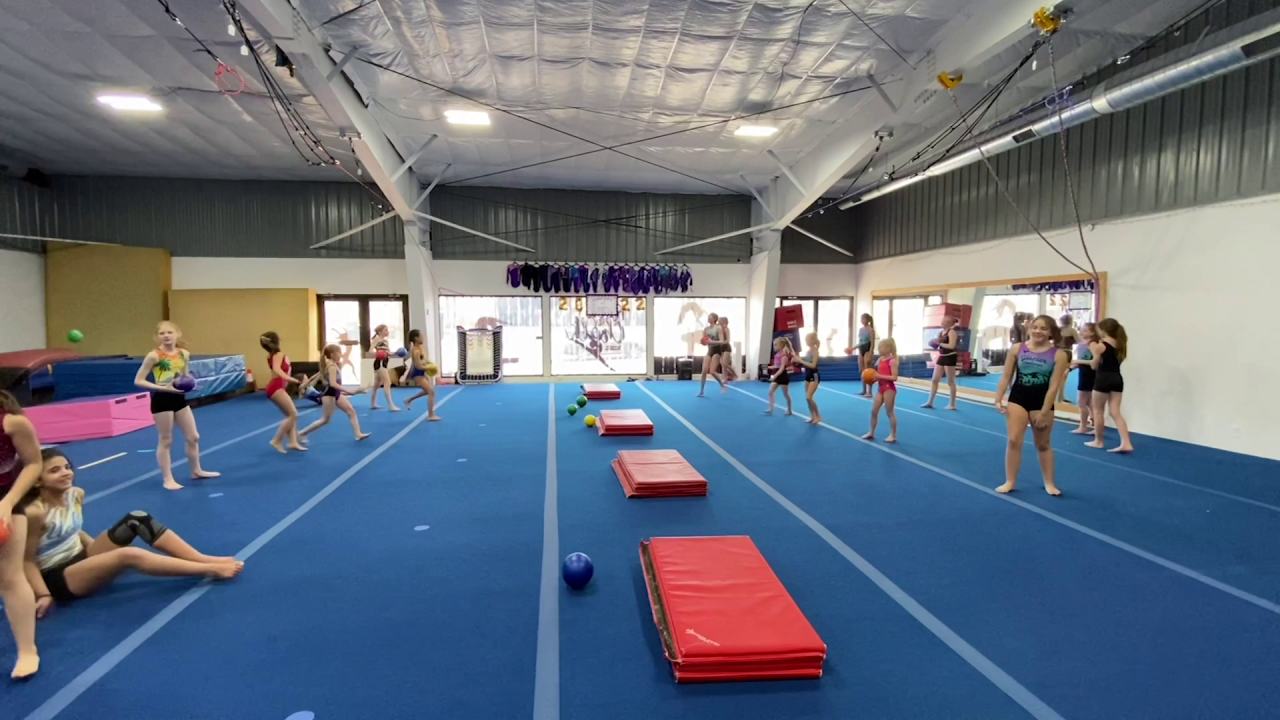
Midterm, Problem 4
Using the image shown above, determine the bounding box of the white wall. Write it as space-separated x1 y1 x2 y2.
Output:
172 257 408 294
0 248 47 352
854 196 1278 459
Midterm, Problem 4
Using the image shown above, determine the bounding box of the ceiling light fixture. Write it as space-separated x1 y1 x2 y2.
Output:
445 110 490 126
95 94 163 113
734 125 779 137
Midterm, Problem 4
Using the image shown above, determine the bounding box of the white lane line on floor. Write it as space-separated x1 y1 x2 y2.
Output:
636 382 1065 720
533 383 560 720
25 389 463 720
819 386 1280 515
727 384 1280 618
77 452 126 470
84 408 319 504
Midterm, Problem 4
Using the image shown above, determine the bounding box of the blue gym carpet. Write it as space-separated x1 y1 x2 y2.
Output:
3 380 1280 720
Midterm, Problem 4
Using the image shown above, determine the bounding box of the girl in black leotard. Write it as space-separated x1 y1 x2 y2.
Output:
923 316 959 410
1071 322 1097 435
796 332 822 424
1086 318 1133 453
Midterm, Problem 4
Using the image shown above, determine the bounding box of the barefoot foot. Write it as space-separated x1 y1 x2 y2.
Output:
1070 428 1090 435
390 406 401 412
861 432 874 440
921 403 934 409
356 433 371 441
288 443 308 452
1108 445 1134 454
427 415 441 421
191 470 220 480
995 482 1016 494
163 480 184 491
269 440 287 454
1084 441 1105 449
884 435 897 443
1045 484 1063 496
11 652 39 680
209 561 245 580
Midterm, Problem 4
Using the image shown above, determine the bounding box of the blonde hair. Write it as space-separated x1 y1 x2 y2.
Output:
773 336 794 353
879 338 897 356
805 332 819 348
155 321 185 348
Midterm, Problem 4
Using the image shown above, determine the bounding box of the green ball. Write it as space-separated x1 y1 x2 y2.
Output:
576 396 588 407
67 329 84 343
567 404 578 416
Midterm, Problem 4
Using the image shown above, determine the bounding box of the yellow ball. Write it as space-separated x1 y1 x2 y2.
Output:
426 363 438 377
584 414 597 427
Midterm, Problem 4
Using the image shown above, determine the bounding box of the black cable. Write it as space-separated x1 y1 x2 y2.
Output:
154 0 222 63
312 0 377 31
763 0 821 108
834 0 913 68
797 136 884 219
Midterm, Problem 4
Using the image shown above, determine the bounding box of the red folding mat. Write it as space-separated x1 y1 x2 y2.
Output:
597 409 654 436
581 382 622 400
640 536 826 682
612 450 707 497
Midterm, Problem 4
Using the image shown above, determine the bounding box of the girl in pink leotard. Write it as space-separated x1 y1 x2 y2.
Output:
863 338 899 443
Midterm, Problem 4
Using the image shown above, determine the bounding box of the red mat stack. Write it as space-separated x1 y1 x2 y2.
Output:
612 450 707 497
596 409 654 436
581 382 622 400
640 536 827 683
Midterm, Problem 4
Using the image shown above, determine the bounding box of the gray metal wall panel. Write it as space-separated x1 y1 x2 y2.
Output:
0 176 53 253
429 187 754 263
850 0 1280 262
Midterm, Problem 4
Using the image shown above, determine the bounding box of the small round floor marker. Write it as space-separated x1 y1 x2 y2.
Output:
209 493 224 498
457 458 467 462
479 423 486 427
285 713 316 720
414 525 430 531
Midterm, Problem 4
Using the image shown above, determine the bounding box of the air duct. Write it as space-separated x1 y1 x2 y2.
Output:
840 9 1280 210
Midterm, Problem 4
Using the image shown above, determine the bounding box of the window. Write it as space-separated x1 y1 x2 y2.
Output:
927 295 944 305
978 294 1040 351
871 299 890 349
891 297 926 354
816 299 852 355
318 295 409 386
653 297 747 359
438 296 544 377
551 296 647 375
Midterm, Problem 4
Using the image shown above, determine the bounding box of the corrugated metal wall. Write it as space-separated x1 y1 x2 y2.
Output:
0 175 405 257
782 208 856 262
0 176 53 253
428 187 752 263
850 0 1280 262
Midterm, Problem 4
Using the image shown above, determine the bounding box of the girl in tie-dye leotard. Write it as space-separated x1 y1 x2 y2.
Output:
994 315 1069 497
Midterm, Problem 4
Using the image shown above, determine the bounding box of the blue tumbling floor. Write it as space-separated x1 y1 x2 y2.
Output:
3 381 1280 720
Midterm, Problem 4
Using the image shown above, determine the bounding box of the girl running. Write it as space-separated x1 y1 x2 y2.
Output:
1071 322 1097 435
923 316 959 410
717 316 737 381
994 315 1069 496
765 337 797 415
697 313 725 396
403 329 441 420
1086 318 1134 453
797 332 823 424
368 324 400 412
260 332 305 454
300 344 370 442
862 339 899 443
23 449 242 616
133 322 219 491
0 390 41 679
857 314 875 397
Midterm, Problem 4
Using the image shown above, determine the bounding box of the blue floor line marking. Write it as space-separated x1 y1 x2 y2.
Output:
23 390 461 720
731 384 1280 617
533 383 560 720
84 408 319 504
637 383 1066 720
819 386 1280 515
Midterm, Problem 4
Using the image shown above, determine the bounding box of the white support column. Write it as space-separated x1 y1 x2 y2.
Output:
404 221 441 369
745 196 783 377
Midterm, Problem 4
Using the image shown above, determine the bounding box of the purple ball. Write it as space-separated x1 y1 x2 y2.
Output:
173 375 197 393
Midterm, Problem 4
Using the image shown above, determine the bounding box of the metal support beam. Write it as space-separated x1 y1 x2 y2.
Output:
740 175 775 220
868 74 897 113
234 0 418 220
310 211 398 249
0 232 116 246
654 221 776 256
414 163 451 208
762 0 1058 229
413 211 536 253
766 150 807 193
391 135 437 181
325 48 357 81
787 223 854 258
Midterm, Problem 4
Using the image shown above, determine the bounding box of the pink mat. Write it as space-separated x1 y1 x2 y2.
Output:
26 393 154 443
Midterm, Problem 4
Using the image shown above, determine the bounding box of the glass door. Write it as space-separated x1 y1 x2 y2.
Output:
321 299 362 386
891 297 926 354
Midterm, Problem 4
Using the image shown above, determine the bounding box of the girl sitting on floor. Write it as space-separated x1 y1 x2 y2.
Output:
23 449 243 615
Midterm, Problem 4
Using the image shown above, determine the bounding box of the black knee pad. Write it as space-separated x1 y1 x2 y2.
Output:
107 511 169 546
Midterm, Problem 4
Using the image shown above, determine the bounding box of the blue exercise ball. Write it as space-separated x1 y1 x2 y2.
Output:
562 552 594 590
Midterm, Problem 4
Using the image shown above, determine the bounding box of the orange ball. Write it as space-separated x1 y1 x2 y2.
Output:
862 368 878 384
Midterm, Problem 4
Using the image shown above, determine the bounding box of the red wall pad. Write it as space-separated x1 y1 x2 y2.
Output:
581 383 622 400
640 536 827 682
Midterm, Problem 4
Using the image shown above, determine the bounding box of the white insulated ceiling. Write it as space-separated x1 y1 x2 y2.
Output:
0 0 1210 195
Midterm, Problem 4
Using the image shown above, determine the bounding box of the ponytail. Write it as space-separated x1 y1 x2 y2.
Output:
1098 318 1128 362
0 390 22 415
